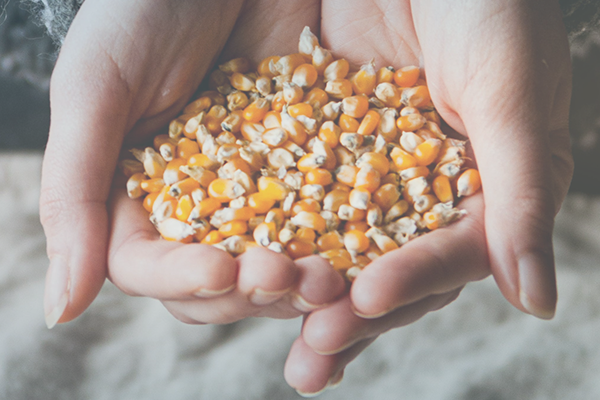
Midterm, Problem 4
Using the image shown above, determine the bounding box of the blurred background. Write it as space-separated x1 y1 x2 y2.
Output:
1 1 599 193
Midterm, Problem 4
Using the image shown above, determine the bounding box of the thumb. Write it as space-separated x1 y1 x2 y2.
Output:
462 78 570 319
40 37 132 329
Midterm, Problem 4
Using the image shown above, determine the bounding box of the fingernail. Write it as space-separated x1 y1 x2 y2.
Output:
44 256 70 329
249 287 292 306
351 303 394 319
290 293 322 312
518 252 556 320
194 283 236 298
295 370 344 398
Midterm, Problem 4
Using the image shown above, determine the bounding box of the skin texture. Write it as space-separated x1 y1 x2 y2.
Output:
39 0 573 395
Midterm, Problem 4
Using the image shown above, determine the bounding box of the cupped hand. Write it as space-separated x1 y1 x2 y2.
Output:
285 0 573 394
39 0 347 328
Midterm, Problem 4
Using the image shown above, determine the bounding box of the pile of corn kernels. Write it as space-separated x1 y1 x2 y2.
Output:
122 27 481 281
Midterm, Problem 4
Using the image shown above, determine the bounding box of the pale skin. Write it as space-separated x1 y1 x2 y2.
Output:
40 0 573 395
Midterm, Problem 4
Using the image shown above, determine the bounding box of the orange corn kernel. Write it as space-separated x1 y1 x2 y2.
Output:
257 55 280 78
297 153 326 172
355 152 390 177
141 178 165 194
143 192 160 213
393 66 420 87
243 98 270 123
126 173 145 199
335 165 359 187
399 166 430 181
188 153 219 171
247 192 276 214
401 85 431 108
396 114 427 132
227 91 249 111
344 221 369 233
291 198 322 216
322 189 349 212
221 110 244 133
283 82 305 105
377 109 398 142
354 165 381 193
191 197 222 219
373 183 402 212
318 120 341 148
374 82 402 108
229 72 255 91
183 96 212 115
390 146 417 171
208 178 245 202
325 79 353 100
292 64 318 88
357 109 381 136
201 230 224 245
263 110 282 129
275 53 307 75
169 177 201 198
271 91 286 111
344 230 370 254
328 255 354 271
286 240 317 259
316 231 345 252
341 95 369 119
352 60 377 95
176 138 200 160
305 168 333 186
456 169 481 197
290 211 327 232
338 113 360 132
295 227 317 243
324 59 350 81
348 187 371 210
414 138 442 167
376 66 395 85
287 103 313 119
304 87 329 108
338 204 366 222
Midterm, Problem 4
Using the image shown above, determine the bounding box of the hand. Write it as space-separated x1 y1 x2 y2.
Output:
284 0 573 394
40 0 346 328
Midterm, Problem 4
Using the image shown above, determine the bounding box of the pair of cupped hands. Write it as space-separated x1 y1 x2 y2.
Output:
40 0 573 395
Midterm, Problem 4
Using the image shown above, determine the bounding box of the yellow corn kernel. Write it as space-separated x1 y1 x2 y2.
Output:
262 111 282 130
175 195 194 222
399 166 430 181
253 221 277 246
324 79 353 99
401 85 431 108
456 168 481 197
304 87 329 108
176 138 200 161
126 173 146 199
208 178 245 202
271 91 286 112
374 82 402 108
413 194 439 213
333 146 355 166
366 202 383 227
261 127 289 148
247 192 276 214
201 230 224 245
393 66 420 87
153 135 177 162
367 229 399 253
143 191 160 212
329 255 355 271
219 57 251 75
415 138 442 166
120 159 144 178
292 64 318 88
324 59 350 81
299 184 326 202
339 132 363 151
243 98 270 123
305 168 333 186
156 218 195 243
141 178 165 194
432 175 454 203
291 198 322 216
132 147 166 179
162 158 188 185
400 131 425 154
205 105 228 134
343 220 369 233
257 176 290 201
290 211 326 232
341 95 370 119
219 220 248 237
344 230 370 254
355 152 390 177
286 240 317 259
357 109 381 136
296 153 325 173
287 103 313 119
335 165 359 187
226 91 249 112
294 227 316 243
190 197 221 219
377 108 398 142
311 45 333 74
187 153 218 171
240 120 265 142
222 158 253 176
354 165 381 193
338 204 366 222
376 66 395 85
348 187 371 210
281 111 308 146
169 177 200 198
352 60 377 95
229 72 255 91
383 200 410 224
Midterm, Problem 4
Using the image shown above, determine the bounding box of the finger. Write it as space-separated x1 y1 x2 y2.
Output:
351 194 487 318
108 187 238 300
290 256 347 312
302 291 459 356
284 335 375 397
